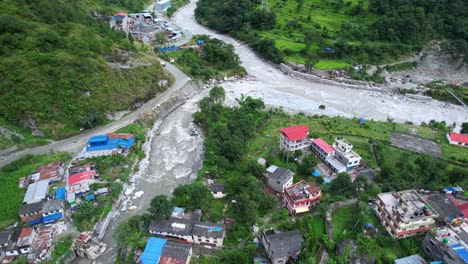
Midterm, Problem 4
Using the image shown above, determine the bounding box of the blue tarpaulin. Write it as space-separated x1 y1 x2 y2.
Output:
43 212 63 223
158 46 180 53
55 187 66 200
312 170 321 177
141 237 167 264
85 194 95 201
323 177 332 184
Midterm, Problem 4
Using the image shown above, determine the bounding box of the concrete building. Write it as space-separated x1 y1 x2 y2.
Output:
140 237 192 264
267 167 294 193
422 224 468 264
68 170 99 194
42 200 64 224
447 132 468 147
283 180 321 214
155 0 172 12
16 228 36 248
311 138 335 160
23 180 49 204
332 137 362 171
262 229 303 264
279 125 311 152
192 222 225 248
18 201 45 224
374 190 438 238
210 184 227 199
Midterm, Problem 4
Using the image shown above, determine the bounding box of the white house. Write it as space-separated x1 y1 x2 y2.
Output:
210 184 227 199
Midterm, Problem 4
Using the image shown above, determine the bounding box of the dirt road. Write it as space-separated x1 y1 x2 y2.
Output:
173 0 467 126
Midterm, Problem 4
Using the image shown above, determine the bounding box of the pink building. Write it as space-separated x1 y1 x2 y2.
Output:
279 125 311 152
283 180 321 214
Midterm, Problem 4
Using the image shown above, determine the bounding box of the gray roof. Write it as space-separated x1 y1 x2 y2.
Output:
161 241 192 260
192 222 225 238
0 231 12 245
269 168 293 184
18 201 45 216
210 184 225 193
42 199 63 213
394 254 427 264
150 217 195 236
265 230 303 259
427 194 462 221
23 180 49 204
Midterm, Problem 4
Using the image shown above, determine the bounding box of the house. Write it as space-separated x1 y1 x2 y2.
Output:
422 225 468 264
110 12 128 31
447 132 468 147
191 222 225 248
426 194 464 226
374 190 438 238
67 170 99 194
444 186 465 197
16 228 36 248
149 208 225 247
18 201 45 224
332 137 362 171
210 184 227 199
283 180 321 214
155 0 172 12
35 161 64 183
267 167 294 193
261 229 303 264
83 133 135 158
394 254 427 264
311 138 335 160
23 180 49 204
279 125 311 152
0 231 11 248
3 229 23 257
140 237 192 264
159 241 192 264
41 200 64 224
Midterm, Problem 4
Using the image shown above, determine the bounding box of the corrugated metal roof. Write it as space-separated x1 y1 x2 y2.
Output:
55 187 66 200
141 237 167 264
23 180 50 204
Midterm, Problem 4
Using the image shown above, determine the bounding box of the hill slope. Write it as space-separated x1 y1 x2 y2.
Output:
0 0 171 139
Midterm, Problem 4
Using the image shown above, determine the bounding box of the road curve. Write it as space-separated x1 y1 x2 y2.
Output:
173 0 467 127
0 62 190 168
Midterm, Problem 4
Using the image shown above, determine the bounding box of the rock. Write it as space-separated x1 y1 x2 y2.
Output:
133 191 144 199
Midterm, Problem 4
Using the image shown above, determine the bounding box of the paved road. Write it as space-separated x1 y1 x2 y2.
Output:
0 62 190 168
173 0 467 127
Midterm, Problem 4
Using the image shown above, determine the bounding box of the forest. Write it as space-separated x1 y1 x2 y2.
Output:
195 0 467 66
0 0 169 139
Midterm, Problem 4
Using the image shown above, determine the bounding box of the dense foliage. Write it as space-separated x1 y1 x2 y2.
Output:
160 35 246 81
196 0 467 66
0 0 171 139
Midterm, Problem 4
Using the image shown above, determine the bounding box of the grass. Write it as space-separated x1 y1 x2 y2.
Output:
332 206 358 239
0 152 70 229
0 118 50 149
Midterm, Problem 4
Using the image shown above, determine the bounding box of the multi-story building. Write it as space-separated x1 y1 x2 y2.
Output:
332 137 362 171
422 224 468 264
279 125 311 152
283 180 321 214
261 229 303 264
312 137 362 173
267 167 294 193
374 190 438 238
311 138 335 160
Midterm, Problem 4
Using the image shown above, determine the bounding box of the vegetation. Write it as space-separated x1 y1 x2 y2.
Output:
50 235 73 263
0 0 171 139
196 0 467 67
166 0 190 17
159 35 246 81
384 61 417 72
424 81 468 105
0 152 70 229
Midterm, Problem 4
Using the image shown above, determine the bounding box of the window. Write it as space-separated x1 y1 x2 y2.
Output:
425 247 431 253
429 240 435 246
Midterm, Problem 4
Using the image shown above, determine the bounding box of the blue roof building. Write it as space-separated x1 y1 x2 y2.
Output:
86 134 135 152
141 237 167 264
55 187 66 200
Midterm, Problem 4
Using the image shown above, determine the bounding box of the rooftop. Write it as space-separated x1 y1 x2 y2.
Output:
448 132 468 144
18 201 45 216
394 254 427 264
42 199 63 213
23 179 50 204
68 170 96 185
160 241 192 264
284 180 321 202
19 227 34 238
312 138 335 154
141 237 166 264
150 217 195 236
68 163 95 176
192 222 225 238
432 226 468 263
269 167 294 184
264 229 304 259
0 231 11 245
377 190 438 223
210 184 226 193
426 194 463 222
36 161 63 181
279 125 310 141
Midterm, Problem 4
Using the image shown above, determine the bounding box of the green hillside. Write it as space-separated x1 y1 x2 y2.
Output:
196 0 468 69
0 0 172 139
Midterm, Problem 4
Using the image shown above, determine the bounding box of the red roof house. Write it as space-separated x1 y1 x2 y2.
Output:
447 132 468 147
311 138 335 160
279 125 311 151
68 171 96 185
36 161 64 182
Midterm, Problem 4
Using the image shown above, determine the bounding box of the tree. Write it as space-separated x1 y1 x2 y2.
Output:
209 86 226 104
154 31 167 46
172 182 213 211
304 51 319 73
296 154 318 177
330 173 353 196
461 122 468 134
148 195 173 220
